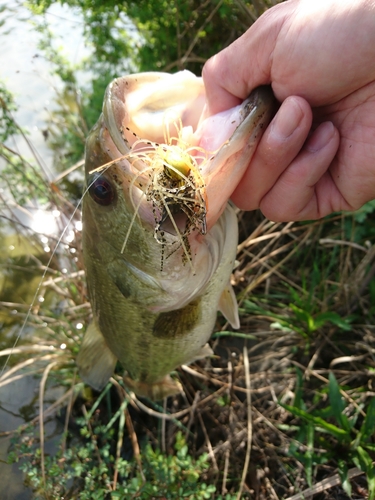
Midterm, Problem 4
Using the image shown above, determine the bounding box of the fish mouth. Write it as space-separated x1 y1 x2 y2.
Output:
97 71 276 232
103 71 206 151
159 206 189 236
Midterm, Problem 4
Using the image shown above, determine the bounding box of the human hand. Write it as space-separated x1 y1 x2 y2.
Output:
202 0 375 221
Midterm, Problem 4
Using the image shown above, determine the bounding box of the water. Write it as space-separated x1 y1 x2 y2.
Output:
0 375 37 500
0 0 90 171
0 2 88 496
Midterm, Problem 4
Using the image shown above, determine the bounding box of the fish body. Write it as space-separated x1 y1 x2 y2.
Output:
77 71 275 399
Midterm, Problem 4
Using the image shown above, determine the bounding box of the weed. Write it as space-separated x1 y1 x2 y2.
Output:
7 395 232 499
280 370 375 499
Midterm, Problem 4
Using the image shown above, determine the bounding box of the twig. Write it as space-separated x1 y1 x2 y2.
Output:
198 411 219 472
41 270 85 287
233 0 257 23
222 448 230 495
330 354 368 367
236 347 252 500
113 398 129 490
125 407 145 481
52 159 84 183
0 344 56 359
237 219 280 252
286 466 366 500
81 404 103 466
0 353 59 386
213 429 247 455
265 475 280 500
242 226 313 295
227 360 233 396
130 385 228 420
222 359 233 494
61 371 77 455
185 390 200 440
161 397 167 453
319 238 368 252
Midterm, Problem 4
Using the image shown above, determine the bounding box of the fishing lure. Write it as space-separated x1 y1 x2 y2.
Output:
91 120 210 273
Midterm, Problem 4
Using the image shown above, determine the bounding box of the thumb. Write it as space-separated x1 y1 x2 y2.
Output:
202 3 287 116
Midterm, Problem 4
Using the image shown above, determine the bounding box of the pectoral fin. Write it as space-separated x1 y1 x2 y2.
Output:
107 259 164 304
76 321 117 391
218 282 240 329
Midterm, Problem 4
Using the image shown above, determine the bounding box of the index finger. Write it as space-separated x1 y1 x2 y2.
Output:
202 4 285 116
202 52 243 115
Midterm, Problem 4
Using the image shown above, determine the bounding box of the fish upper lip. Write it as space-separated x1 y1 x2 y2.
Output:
103 71 206 155
103 81 130 156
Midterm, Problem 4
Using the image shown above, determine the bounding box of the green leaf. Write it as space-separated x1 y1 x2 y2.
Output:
360 398 375 442
294 368 305 410
305 423 314 487
354 446 375 500
269 321 294 333
314 311 352 331
290 303 311 325
280 403 349 441
328 372 351 432
354 199 375 223
337 459 352 498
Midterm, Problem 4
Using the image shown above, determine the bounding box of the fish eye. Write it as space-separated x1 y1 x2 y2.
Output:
88 175 116 206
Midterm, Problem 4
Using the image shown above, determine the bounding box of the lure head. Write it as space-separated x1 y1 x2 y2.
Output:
160 146 193 181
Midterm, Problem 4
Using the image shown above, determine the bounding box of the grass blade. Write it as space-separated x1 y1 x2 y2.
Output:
280 402 349 441
328 372 351 433
360 397 375 442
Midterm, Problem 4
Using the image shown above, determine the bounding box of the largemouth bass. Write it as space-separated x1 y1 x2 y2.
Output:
77 70 275 399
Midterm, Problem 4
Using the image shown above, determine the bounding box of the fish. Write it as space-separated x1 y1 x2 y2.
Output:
76 70 275 400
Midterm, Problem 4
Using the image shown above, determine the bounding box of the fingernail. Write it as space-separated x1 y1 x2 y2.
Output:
271 97 304 139
305 122 335 152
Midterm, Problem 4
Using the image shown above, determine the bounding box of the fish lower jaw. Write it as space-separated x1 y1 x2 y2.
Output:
123 373 182 400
